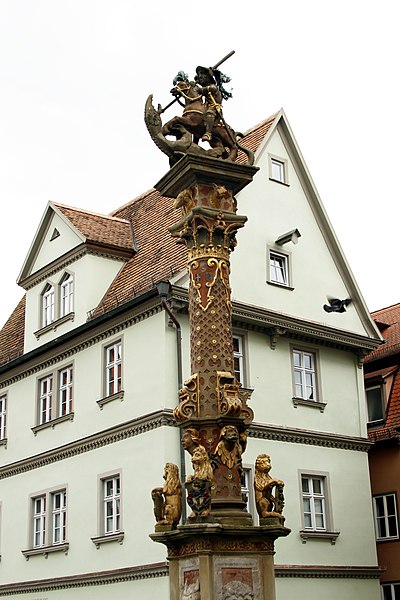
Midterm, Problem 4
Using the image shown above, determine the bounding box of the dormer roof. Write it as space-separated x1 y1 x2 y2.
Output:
17 201 135 287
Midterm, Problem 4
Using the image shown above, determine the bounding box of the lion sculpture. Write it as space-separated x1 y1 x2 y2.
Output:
151 463 182 529
254 454 285 521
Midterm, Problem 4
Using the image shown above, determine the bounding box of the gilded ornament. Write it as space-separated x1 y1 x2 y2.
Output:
254 454 285 522
151 463 182 530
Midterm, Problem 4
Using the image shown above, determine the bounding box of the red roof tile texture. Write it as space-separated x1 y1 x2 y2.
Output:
54 203 135 252
365 303 400 362
366 304 400 442
0 115 275 363
0 295 26 366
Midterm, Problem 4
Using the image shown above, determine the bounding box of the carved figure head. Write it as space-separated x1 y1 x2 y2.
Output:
255 454 271 475
163 463 182 495
195 65 215 86
182 427 201 453
220 425 239 444
191 446 214 481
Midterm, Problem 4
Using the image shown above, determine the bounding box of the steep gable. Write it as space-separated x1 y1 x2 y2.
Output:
18 202 135 287
229 110 381 341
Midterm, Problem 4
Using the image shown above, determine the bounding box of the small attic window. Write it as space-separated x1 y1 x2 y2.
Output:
50 228 60 241
269 154 289 185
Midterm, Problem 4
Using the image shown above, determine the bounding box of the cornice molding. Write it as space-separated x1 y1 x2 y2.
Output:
171 286 380 353
0 298 162 389
249 422 371 452
0 562 169 595
20 245 130 291
0 561 381 594
274 564 382 579
0 410 370 481
0 409 177 480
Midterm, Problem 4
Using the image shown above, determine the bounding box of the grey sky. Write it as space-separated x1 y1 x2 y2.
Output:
1 0 398 327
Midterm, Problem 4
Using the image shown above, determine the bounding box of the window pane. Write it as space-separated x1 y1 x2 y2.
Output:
366 386 384 421
312 479 322 495
302 478 309 494
271 159 284 181
394 584 400 600
375 496 385 516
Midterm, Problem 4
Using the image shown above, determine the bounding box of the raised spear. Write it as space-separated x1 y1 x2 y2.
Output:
157 51 235 115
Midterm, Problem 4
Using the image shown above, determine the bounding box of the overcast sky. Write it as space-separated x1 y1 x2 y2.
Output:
0 1 398 328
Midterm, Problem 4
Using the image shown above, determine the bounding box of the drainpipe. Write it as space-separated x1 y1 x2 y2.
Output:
156 281 186 522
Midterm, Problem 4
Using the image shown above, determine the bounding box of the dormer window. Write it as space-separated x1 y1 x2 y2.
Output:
42 285 55 327
36 273 75 338
60 273 74 317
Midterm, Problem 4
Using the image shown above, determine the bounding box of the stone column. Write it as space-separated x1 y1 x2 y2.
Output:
150 154 289 600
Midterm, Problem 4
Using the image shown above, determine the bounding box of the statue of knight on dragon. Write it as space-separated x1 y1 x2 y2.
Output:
144 51 254 166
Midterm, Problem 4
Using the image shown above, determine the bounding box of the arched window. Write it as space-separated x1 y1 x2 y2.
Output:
60 273 73 317
42 284 55 326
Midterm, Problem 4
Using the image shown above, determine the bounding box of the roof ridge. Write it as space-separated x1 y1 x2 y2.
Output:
109 188 158 217
241 111 280 137
371 302 400 315
52 202 130 224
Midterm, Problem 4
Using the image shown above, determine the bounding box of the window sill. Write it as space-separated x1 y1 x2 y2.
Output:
293 398 326 413
32 412 74 435
34 312 75 339
91 532 124 548
367 419 385 429
376 536 400 543
269 177 290 187
21 543 69 560
97 390 125 409
300 530 340 544
267 280 294 291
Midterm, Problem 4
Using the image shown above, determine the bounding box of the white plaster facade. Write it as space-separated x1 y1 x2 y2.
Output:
0 112 382 598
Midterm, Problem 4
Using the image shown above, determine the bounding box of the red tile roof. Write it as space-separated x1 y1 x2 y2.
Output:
366 304 400 442
53 203 135 253
0 115 277 364
0 296 26 366
365 303 400 362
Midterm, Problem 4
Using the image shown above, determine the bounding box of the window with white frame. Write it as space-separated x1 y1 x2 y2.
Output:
59 366 73 417
381 583 400 600
32 489 67 548
60 273 73 317
37 366 73 426
373 494 399 540
302 475 326 530
0 394 6 440
366 384 385 423
269 250 289 286
39 375 53 425
293 349 317 401
38 273 74 333
105 341 122 397
233 335 244 384
269 155 288 184
241 468 253 514
42 284 55 327
103 476 121 535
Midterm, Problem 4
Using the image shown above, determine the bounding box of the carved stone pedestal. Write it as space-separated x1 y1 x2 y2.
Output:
151 523 289 600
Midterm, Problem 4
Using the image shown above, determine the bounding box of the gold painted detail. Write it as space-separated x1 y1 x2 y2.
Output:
254 454 285 523
216 372 254 423
189 258 231 312
215 425 246 470
151 463 182 531
173 187 196 216
174 374 200 422
216 371 243 417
